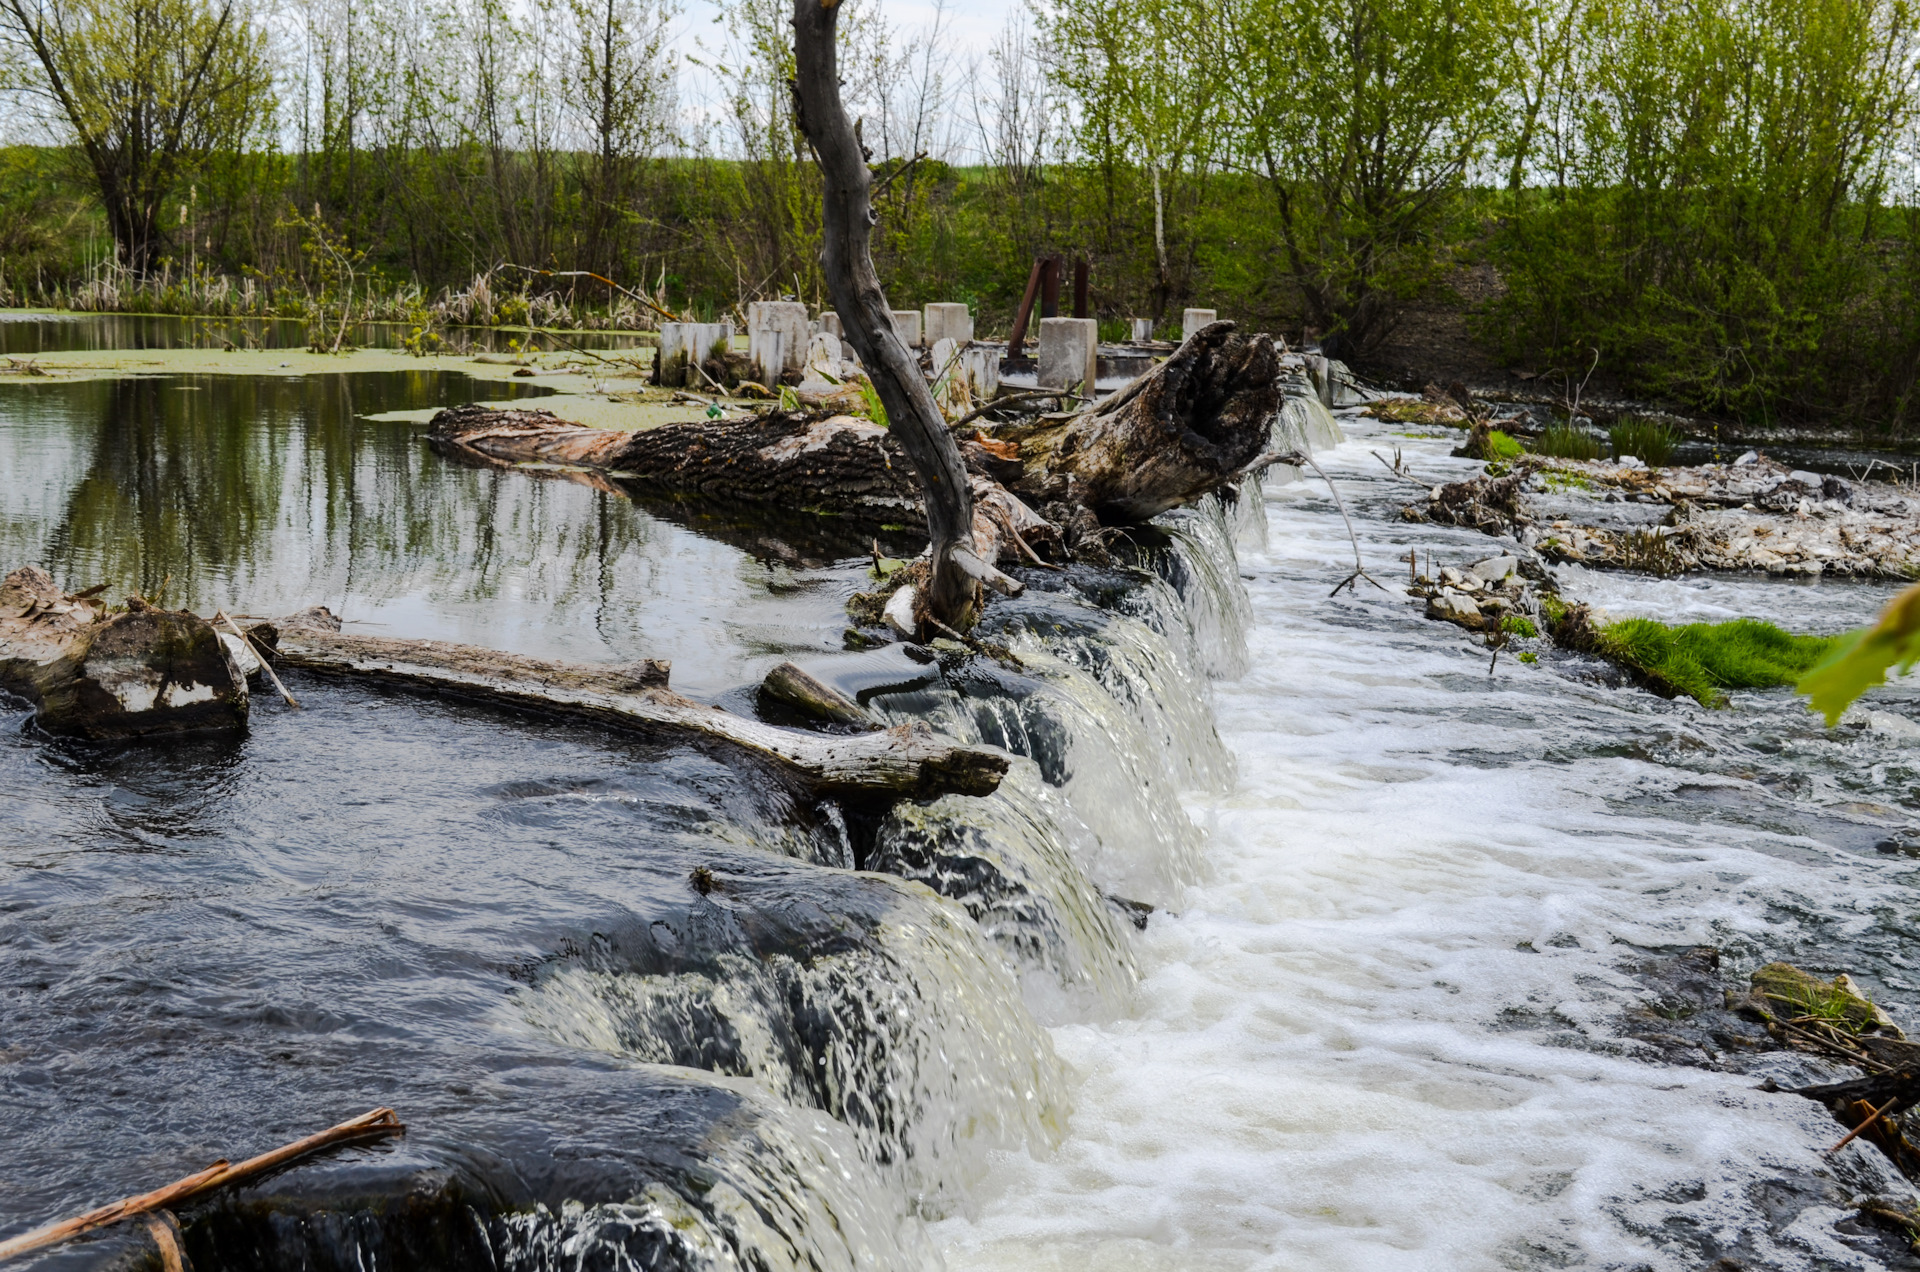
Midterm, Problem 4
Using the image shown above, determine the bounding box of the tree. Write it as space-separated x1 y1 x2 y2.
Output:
557 0 676 280
1 0 272 274
1219 0 1519 358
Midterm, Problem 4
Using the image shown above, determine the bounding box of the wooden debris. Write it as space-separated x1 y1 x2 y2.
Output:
262 609 1006 801
0 566 249 739
0 1108 403 1263
760 661 877 730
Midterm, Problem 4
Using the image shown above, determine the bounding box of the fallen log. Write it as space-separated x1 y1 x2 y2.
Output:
0 1109 403 1263
426 324 1279 535
262 609 1006 801
0 566 249 739
990 321 1283 519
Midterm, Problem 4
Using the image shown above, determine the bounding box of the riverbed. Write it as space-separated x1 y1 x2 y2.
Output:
5 316 1920 1270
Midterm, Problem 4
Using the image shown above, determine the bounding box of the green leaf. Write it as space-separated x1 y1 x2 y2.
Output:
1797 582 1920 725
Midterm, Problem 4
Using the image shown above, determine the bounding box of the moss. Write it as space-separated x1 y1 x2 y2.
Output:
1500 614 1538 638
1592 616 1841 708
1486 430 1524 460
1538 467 1594 492
1517 650 1538 664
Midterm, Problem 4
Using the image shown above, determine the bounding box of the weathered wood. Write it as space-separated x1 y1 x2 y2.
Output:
0 1109 403 1264
263 609 1006 800
760 660 876 730
0 566 249 739
790 0 980 631
991 320 1282 520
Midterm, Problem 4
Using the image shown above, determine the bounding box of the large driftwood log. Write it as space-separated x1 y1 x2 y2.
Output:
429 325 1279 532
262 609 1006 801
431 405 925 515
790 0 980 630
0 567 249 739
991 321 1282 519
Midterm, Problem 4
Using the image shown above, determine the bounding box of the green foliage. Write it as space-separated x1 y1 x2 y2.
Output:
1485 429 1524 460
1535 424 1605 460
1214 0 1522 357
1596 616 1841 708
1609 417 1678 466
1484 0 1920 431
1798 581 1920 724
1501 614 1538 637
857 378 888 428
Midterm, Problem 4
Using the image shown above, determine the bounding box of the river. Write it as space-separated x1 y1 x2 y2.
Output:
4 317 1920 1270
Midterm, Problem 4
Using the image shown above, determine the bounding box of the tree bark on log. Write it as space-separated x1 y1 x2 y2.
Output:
261 609 1007 802
993 321 1282 520
427 326 1280 536
0 566 249 739
788 0 980 630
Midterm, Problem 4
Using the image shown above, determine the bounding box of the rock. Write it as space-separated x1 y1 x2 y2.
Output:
1734 450 1759 465
883 586 919 639
1467 555 1520 584
1426 589 1483 627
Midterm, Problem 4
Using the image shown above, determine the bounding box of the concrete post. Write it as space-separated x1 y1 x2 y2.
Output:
818 311 843 339
658 321 734 388
923 303 973 347
748 300 809 383
959 344 999 402
1181 308 1217 342
930 336 962 414
1037 316 1098 394
890 309 922 348
1130 317 1154 343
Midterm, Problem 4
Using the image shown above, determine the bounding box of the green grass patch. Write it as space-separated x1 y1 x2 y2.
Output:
1501 615 1538 638
1594 617 1841 708
1609 416 1679 466
1535 424 1606 461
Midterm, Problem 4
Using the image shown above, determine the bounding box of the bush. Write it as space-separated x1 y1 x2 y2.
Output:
1535 424 1605 461
1610 417 1679 466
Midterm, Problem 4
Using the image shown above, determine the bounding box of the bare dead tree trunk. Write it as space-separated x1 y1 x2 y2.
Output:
788 0 981 631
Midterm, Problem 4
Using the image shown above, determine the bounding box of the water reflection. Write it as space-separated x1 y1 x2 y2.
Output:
0 369 842 694
0 309 651 356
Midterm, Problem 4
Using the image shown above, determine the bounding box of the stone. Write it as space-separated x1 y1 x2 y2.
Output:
657 321 733 388
923 303 973 347
1130 317 1154 342
883 585 919 639
818 311 843 339
1467 555 1520 584
1181 308 1217 342
890 309 922 348
1426 589 1483 627
748 300 809 383
1037 317 1098 393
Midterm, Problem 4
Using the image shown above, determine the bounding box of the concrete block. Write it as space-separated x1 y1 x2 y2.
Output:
959 344 998 402
817 310 843 339
748 300 809 383
1181 308 1217 342
1130 317 1154 342
924 303 973 347
658 321 733 388
890 309 922 348
1037 317 1098 393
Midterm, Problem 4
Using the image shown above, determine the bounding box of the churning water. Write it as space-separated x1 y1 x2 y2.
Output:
7 322 1920 1269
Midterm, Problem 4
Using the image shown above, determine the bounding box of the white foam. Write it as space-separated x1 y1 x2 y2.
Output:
936 427 1920 1270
